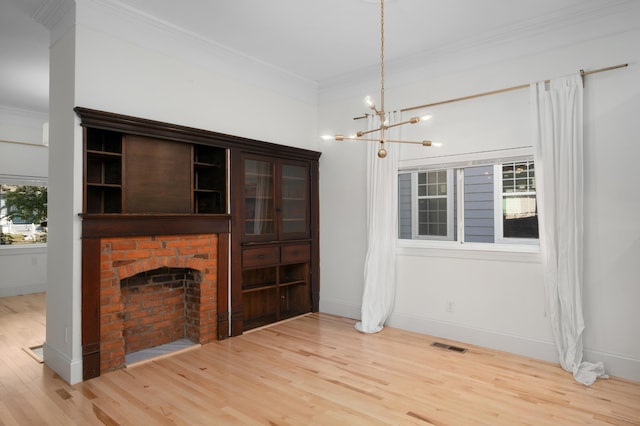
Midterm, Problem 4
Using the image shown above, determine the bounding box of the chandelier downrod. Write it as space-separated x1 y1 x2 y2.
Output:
324 0 436 158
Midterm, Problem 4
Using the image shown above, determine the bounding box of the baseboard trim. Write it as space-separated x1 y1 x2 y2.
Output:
386 312 558 363
319 300 640 382
583 348 640 383
42 341 83 385
0 284 46 298
319 299 360 321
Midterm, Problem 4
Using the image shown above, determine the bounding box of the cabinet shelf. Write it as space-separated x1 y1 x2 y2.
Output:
280 280 305 287
193 145 226 214
242 284 277 293
245 172 273 178
87 183 122 189
86 150 122 159
245 196 274 200
194 161 223 168
84 128 123 213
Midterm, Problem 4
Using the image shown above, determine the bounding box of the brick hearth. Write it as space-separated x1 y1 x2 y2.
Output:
99 234 218 373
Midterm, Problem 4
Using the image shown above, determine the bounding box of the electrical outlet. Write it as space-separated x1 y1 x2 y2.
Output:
446 301 455 313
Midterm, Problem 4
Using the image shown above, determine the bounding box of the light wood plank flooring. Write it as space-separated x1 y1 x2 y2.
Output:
1 293 639 425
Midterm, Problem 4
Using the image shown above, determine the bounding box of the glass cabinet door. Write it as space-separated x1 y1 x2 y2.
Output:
244 158 275 238
280 162 309 238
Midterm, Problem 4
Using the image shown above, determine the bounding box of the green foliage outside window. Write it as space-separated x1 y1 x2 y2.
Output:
0 185 48 245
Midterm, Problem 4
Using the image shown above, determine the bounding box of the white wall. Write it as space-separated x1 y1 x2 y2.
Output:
0 245 47 297
318 28 640 381
0 107 48 147
45 16 82 384
0 109 48 297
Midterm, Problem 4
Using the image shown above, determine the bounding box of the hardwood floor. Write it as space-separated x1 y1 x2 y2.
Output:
1 293 639 425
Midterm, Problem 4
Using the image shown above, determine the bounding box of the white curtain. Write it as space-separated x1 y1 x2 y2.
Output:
531 74 607 386
355 112 398 333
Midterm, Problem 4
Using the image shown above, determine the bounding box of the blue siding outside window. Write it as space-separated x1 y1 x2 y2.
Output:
398 173 412 239
463 166 494 243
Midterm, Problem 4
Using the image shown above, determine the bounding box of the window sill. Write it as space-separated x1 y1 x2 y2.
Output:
396 239 541 263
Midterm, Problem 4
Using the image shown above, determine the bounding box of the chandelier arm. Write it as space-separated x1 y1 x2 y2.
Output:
384 139 432 145
383 118 422 130
338 136 432 146
338 137 386 142
357 128 384 137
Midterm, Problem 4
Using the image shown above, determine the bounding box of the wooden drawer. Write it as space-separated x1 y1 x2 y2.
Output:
281 244 310 264
243 247 279 268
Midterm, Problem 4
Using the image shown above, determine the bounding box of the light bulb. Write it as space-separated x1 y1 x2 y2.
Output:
321 135 334 141
420 114 433 121
364 96 376 110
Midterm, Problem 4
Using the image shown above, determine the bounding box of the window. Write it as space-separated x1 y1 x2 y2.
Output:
398 152 538 247
415 170 454 240
495 161 538 242
0 182 48 245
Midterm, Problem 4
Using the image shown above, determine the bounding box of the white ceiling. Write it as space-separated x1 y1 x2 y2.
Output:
1 0 638 115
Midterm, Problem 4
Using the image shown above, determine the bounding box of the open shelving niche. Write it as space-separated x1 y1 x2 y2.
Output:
241 261 310 330
84 127 227 215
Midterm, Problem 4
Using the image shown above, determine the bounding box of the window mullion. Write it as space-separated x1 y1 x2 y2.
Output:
493 164 504 241
456 168 464 244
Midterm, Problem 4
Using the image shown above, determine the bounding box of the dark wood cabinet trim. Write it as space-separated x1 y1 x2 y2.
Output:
310 160 320 312
82 238 101 380
80 214 230 238
217 232 230 340
74 107 321 161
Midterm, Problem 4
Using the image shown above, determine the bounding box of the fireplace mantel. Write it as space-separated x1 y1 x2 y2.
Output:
80 214 230 238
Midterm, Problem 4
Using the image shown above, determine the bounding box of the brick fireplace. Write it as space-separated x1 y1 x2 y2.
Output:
99 234 218 372
81 215 230 380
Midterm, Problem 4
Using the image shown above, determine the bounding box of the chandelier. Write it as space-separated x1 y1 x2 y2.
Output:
324 0 434 158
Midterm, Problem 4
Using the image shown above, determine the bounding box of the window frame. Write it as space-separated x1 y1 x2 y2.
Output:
411 169 455 241
492 162 539 245
397 147 539 255
0 174 48 250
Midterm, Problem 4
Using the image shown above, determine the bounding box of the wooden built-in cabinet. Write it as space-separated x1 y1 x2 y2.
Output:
241 154 310 241
84 127 226 215
232 152 319 335
76 107 319 376
241 244 311 330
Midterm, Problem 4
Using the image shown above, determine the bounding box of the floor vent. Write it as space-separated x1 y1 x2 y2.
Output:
431 341 468 353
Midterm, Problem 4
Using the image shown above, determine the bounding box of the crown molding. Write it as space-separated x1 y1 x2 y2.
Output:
31 0 74 31
0 105 48 128
318 0 640 104
41 0 640 107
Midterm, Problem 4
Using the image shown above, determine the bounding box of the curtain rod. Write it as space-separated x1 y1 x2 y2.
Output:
399 63 628 114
